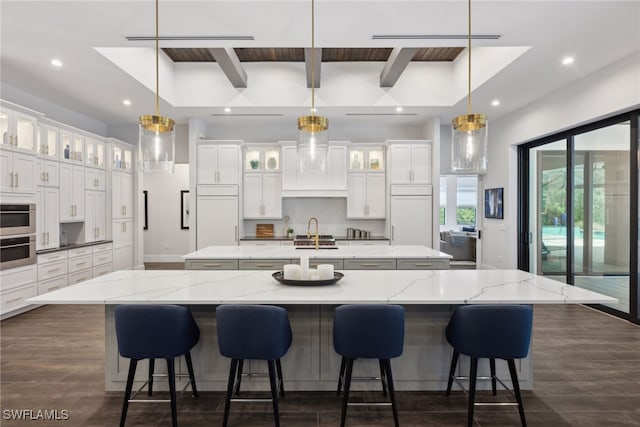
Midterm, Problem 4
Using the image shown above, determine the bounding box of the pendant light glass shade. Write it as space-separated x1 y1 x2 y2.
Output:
138 0 175 173
451 114 488 174
297 0 329 175
451 0 488 175
297 116 328 174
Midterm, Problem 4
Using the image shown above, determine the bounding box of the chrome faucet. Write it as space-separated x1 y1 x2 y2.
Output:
307 217 319 250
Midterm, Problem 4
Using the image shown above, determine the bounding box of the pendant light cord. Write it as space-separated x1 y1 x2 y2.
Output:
155 0 160 117
467 0 471 115
311 0 316 117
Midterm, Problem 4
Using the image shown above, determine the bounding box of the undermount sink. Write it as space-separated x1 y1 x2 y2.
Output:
293 234 338 249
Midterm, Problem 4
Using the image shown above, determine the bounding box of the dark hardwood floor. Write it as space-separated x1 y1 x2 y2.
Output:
2 296 639 425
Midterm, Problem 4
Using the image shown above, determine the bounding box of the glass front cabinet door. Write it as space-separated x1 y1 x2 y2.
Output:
85 138 105 168
349 146 385 171
244 146 280 172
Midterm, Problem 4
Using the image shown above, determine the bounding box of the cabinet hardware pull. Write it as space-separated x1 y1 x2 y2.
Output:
99 257 108 261
9 135 14 145
48 268 61 273
361 263 380 267
414 263 432 266
46 232 49 245
6 297 22 304
391 226 394 241
203 263 221 267
41 172 45 182
48 286 61 291
15 135 18 146
234 225 238 241
9 172 13 187
256 264 274 267
15 173 18 187
46 172 49 181
77 262 87 266
43 232 46 244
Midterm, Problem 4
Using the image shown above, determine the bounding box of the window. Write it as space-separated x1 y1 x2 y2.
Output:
440 175 478 228
439 177 447 225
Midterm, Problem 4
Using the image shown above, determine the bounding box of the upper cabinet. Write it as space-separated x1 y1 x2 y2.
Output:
387 141 432 186
244 146 280 172
280 141 347 195
60 129 84 163
85 137 105 169
0 107 37 153
37 124 60 160
110 143 133 172
197 141 241 185
348 146 385 172
243 145 282 219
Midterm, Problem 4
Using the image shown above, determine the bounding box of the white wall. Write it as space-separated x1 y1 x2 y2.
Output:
481 52 640 269
142 164 190 262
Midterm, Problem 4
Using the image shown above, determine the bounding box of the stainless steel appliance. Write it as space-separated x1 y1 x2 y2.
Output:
0 235 36 270
294 234 338 249
0 204 36 236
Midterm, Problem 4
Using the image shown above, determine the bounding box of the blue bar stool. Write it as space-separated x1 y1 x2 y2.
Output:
216 304 292 427
114 304 200 427
333 304 405 427
445 305 533 427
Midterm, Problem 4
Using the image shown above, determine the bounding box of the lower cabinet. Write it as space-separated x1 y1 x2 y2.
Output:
343 258 397 270
0 264 37 319
113 219 133 270
238 259 290 270
184 259 239 270
196 195 239 248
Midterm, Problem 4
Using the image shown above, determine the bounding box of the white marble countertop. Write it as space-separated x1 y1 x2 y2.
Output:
28 269 617 305
183 245 452 260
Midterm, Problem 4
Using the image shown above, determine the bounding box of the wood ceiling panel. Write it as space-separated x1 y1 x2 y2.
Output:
163 47 464 63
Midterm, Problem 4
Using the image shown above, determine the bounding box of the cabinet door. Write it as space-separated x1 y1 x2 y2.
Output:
390 195 432 246
44 187 60 248
12 152 36 193
0 149 12 192
329 145 347 188
43 160 59 187
36 188 46 250
121 173 133 218
197 145 218 184
85 191 97 243
14 112 37 152
242 174 263 218
59 163 73 221
71 166 84 220
366 173 386 218
113 219 133 270
111 173 123 219
217 145 239 185
346 173 367 218
389 145 411 184
280 145 298 189
261 173 282 218
85 168 105 191
411 144 432 184
197 196 238 248
95 191 106 241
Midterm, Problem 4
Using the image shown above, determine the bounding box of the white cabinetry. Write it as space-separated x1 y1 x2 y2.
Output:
390 194 433 246
0 148 37 193
197 142 241 185
85 190 106 243
37 251 68 295
388 141 432 185
37 124 60 160
347 173 385 218
67 247 93 284
280 142 347 195
85 137 105 168
0 264 37 319
36 187 60 250
92 243 113 278
0 107 37 152
111 172 133 219
113 218 133 270
243 173 282 219
60 129 84 163
59 163 84 221
85 168 106 191
197 195 238 248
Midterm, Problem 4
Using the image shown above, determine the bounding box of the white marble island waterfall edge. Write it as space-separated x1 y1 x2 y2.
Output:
28 269 617 392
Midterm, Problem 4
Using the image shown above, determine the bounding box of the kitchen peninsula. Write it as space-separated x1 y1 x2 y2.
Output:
28 269 616 392
184 244 452 270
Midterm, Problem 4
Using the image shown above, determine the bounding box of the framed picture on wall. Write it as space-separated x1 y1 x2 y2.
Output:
181 190 189 229
143 190 148 230
484 187 504 219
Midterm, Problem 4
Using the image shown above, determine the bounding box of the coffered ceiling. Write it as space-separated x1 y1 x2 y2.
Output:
0 1 638 130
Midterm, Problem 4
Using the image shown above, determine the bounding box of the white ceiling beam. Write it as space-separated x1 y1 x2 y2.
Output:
380 47 418 87
304 48 322 88
208 48 247 88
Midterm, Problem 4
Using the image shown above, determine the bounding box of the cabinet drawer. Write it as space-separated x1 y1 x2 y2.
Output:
93 263 112 278
343 259 396 270
1 284 37 315
0 264 37 292
239 259 290 270
185 260 239 270
92 243 113 254
93 251 113 266
37 275 68 295
348 240 389 246
396 258 449 270
68 254 92 272
304 259 344 269
280 240 294 246
37 259 68 281
68 247 92 258
37 251 68 264
68 269 92 285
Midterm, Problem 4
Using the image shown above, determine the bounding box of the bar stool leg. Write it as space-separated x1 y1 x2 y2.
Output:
148 358 155 396
276 358 285 397
340 358 354 427
184 352 198 398
166 358 178 427
120 359 138 427
383 359 399 427
446 351 459 396
379 359 388 396
337 357 346 395
490 358 497 396
223 359 238 427
234 360 244 396
267 360 281 427
508 359 527 427
467 357 478 427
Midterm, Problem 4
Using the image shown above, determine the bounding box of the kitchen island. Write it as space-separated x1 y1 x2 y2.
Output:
184 244 452 270
28 269 616 392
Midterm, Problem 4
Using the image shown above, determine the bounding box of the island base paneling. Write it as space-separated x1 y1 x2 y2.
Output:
103 304 530 392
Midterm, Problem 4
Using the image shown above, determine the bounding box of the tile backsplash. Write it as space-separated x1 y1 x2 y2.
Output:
243 198 386 237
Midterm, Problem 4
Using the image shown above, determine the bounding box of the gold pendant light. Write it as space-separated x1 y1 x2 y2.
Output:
297 0 329 175
138 0 175 173
451 0 488 175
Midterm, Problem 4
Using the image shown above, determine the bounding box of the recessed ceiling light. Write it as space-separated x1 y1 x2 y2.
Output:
51 58 63 67
396 107 403 113
224 107 231 113
562 56 574 65
123 99 131 106
491 100 500 107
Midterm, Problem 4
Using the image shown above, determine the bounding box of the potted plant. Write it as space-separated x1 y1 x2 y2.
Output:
287 228 294 238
